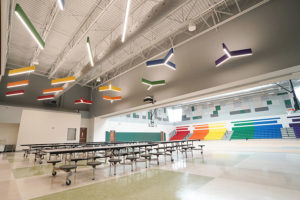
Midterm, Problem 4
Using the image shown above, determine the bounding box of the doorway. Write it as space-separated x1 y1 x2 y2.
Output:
80 128 87 143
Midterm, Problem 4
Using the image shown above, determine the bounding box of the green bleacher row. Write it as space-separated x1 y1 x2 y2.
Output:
231 126 282 139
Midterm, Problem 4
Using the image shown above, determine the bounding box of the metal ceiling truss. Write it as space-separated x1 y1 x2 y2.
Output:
48 0 115 78
80 0 216 87
84 0 268 88
30 1 60 65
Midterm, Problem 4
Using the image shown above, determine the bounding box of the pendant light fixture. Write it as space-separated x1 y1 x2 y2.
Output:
86 37 94 66
7 80 29 88
98 81 121 92
8 65 35 76
6 90 25 97
103 95 122 103
121 0 131 43
57 0 65 10
43 87 63 94
215 43 252 67
14 4 45 49
37 94 55 101
74 97 92 105
146 48 176 70
51 76 76 85
141 78 166 90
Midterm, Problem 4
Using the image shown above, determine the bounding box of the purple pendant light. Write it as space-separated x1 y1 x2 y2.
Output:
215 43 252 67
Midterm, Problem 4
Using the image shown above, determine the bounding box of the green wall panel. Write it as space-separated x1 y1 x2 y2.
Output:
277 92 288 96
267 100 272 105
284 99 292 108
192 116 201 120
191 106 195 111
106 131 163 142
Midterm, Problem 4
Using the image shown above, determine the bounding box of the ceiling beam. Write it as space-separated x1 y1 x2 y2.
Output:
48 0 115 78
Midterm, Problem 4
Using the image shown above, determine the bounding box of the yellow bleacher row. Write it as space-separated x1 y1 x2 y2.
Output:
204 128 227 140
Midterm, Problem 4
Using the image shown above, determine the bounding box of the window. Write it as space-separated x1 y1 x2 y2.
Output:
167 108 182 122
67 128 76 141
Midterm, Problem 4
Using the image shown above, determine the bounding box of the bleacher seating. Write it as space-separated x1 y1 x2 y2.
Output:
189 123 227 140
170 130 189 141
231 124 282 139
189 129 208 140
288 123 300 138
204 128 227 140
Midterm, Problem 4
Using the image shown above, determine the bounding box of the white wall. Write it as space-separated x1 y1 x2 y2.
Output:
92 117 174 142
0 123 19 144
80 118 93 142
16 109 81 149
0 105 22 123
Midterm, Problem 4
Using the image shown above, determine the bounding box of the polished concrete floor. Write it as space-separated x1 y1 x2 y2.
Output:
1 139 300 200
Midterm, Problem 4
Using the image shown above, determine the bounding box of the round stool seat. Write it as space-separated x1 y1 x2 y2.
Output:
109 158 121 163
155 147 166 150
88 155 107 159
105 152 113 156
182 147 189 150
118 152 128 156
151 152 163 156
59 165 77 171
126 156 138 161
190 146 196 149
131 150 140 154
141 154 151 158
87 161 103 167
166 148 176 152
71 158 87 161
193 148 203 150
47 160 61 164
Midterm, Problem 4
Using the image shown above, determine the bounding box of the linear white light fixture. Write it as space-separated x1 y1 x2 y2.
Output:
57 0 65 10
121 0 131 43
86 37 94 66
14 4 45 49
